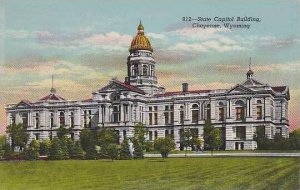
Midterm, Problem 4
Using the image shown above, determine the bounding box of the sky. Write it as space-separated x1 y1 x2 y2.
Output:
0 0 299 133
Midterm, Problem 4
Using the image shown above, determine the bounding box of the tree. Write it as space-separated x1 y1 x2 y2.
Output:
106 143 119 161
85 143 97 160
59 137 70 160
57 126 71 139
132 123 147 159
179 128 202 157
119 138 132 160
80 128 91 152
203 119 214 150
210 128 223 154
154 137 175 159
49 138 64 160
0 135 6 159
98 128 119 159
24 140 39 160
69 141 85 159
6 123 29 151
39 139 51 156
289 128 300 150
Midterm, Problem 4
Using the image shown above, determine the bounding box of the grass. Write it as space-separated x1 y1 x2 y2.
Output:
0 158 299 190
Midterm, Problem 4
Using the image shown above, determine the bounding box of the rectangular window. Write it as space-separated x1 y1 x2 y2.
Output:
154 113 158 125
164 112 169 124
149 131 153 141
236 126 246 139
257 106 262 120
149 107 152 111
275 127 282 136
154 106 158 111
219 108 224 121
35 133 40 140
149 113 152 125
180 111 184 124
170 112 174 123
192 110 199 123
236 107 244 120
154 131 158 139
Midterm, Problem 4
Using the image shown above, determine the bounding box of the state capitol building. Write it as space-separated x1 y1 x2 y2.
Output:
6 22 290 150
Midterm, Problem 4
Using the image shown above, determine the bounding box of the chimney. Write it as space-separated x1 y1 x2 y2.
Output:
182 83 188 92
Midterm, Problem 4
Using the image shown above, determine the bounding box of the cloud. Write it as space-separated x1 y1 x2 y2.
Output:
216 60 300 73
168 41 244 52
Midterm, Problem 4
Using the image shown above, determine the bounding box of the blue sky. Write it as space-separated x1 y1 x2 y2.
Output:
0 0 300 132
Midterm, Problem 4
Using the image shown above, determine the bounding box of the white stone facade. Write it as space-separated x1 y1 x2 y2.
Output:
5 23 290 150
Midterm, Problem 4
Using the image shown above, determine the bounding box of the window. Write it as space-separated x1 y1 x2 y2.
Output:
219 108 225 121
165 130 169 137
113 106 120 123
35 133 40 140
154 106 158 111
149 113 152 125
236 107 245 120
275 127 282 136
35 113 40 128
257 106 262 119
50 113 54 128
149 131 153 141
180 110 184 124
88 111 92 128
21 113 28 128
205 104 211 120
154 113 158 125
70 112 74 128
123 130 127 139
71 133 74 141
154 131 158 139
59 112 65 127
191 104 199 123
164 112 169 124
236 126 246 139
143 65 148 76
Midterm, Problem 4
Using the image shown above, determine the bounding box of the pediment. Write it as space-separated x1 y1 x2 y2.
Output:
99 82 127 93
15 100 32 108
227 84 253 94
98 80 145 94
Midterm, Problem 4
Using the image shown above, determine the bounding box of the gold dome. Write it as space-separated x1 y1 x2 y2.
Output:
129 21 153 52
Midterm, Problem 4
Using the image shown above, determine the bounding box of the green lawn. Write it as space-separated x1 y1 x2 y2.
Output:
0 158 299 190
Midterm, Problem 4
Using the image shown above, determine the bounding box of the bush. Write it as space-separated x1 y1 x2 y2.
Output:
49 138 64 160
24 140 40 160
39 140 51 156
70 141 85 159
119 138 132 160
154 137 175 159
107 143 119 161
24 147 39 160
85 144 97 160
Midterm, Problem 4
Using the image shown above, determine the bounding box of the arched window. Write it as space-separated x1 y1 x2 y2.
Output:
143 65 148 76
192 104 199 123
35 113 39 129
235 100 245 120
218 102 225 121
70 112 74 128
50 113 54 128
113 106 120 123
205 104 211 120
59 112 65 127
179 105 184 124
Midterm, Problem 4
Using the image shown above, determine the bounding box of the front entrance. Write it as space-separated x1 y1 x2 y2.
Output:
235 142 244 150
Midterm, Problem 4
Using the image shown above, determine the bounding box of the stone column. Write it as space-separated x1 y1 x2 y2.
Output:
120 103 124 122
98 106 103 124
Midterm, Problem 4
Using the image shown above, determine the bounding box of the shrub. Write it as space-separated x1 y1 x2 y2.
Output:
119 138 132 160
154 137 175 159
70 141 85 159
